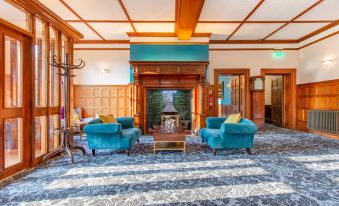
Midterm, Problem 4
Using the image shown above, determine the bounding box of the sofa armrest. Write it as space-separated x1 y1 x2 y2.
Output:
116 117 134 129
206 117 227 129
84 123 122 135
220 122 257 134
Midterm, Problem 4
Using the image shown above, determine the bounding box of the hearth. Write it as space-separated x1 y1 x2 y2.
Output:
147 89 192 131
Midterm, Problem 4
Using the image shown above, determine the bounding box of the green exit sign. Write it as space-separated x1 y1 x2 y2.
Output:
273 50 285 57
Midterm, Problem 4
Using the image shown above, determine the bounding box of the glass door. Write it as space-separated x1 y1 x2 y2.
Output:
0 24 31 177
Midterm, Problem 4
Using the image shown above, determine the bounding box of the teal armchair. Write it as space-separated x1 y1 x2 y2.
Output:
83 117 141 156
200 117 257 155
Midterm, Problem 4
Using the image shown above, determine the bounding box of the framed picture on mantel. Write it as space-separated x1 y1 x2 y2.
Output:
250 76 265 92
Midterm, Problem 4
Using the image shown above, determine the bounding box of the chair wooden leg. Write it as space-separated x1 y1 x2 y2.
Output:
213 149 217 156
92 149 95 156
245 148 251 155
202 139 204 143
137 139 140 143
127 150 130 156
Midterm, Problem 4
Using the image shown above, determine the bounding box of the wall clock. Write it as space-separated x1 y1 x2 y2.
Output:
250 76 265 92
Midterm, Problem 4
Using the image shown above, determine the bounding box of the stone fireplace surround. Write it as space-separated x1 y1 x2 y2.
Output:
129 61 209 134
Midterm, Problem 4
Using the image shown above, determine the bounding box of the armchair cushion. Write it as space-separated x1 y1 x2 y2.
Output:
116 117 135 129
84 123 122 135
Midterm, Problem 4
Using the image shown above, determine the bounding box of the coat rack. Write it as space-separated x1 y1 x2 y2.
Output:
43 54 86 166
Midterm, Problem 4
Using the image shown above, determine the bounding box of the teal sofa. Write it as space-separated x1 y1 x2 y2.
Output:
83 117 141 156
200 117 257 155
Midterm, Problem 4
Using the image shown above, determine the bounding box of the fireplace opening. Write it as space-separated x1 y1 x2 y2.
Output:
147 89 192 132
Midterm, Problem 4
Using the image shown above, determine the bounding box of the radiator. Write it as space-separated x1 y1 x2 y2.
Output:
307 110 339 134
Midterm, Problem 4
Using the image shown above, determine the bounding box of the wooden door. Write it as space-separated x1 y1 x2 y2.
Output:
0 23 32 178
271 78 284 127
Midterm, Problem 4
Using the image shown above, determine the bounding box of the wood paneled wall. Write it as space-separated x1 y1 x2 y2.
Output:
73 85 130 118
297 79 339 131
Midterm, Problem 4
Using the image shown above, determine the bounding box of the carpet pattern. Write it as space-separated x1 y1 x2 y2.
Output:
0 125 338 206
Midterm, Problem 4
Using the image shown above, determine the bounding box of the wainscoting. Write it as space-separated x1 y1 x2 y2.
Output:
73 85 130 118
297 79 339 131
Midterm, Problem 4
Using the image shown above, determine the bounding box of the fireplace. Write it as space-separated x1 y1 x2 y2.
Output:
147 89 192 130
129 61 209 134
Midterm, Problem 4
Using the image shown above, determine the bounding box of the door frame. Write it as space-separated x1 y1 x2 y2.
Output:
214 69 250 119
261 68 297 129
0 21 33 179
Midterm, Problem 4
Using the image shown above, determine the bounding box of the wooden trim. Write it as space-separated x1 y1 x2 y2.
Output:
210 39 298 44
297 79 339 87
7 0 83 39
0 18 33 38
213 69 251 119
130 42 208 45
73 40 130 44
130 61 209 66
127 32 211 37
198 20 337 23
263 0 324 40
299 31 339 49
59 0 105 40
74 84 129 87
65 20 336 24
117 0 137 32
298 20 339 42
66 20 176 23
309 130 339 140
175 0 205 40
261 68 297 129
226 0 265 40
73 48 130 51
209 48 298 51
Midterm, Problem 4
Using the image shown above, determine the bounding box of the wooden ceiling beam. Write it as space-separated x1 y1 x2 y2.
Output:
226 0 265 40
263 0 324 40
127 32 211 37
175 0 205 40
73 40 130 44
117 0 137 32
210 39 298 44
298 20 339 42
59 0 105 40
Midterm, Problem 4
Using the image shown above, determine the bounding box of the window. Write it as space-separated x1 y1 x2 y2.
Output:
4 36 22 108
4 118 23 168
35 116 48 157
0 0 31 31
49 26 59 107
34 17 47 107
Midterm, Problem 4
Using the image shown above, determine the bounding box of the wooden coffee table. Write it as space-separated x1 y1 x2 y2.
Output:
152 126 186 154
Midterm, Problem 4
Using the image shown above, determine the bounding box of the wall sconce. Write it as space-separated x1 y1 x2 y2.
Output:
99 65 110 73
321 60 333 68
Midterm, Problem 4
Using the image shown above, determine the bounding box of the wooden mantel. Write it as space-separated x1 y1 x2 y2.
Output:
129 61 209 133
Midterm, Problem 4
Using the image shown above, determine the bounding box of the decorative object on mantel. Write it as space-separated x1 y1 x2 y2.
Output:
43 54 86 166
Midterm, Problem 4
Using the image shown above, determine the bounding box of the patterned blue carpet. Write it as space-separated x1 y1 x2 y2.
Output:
0 125 338 206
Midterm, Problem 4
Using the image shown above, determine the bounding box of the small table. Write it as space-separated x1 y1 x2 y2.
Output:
152 126 187 154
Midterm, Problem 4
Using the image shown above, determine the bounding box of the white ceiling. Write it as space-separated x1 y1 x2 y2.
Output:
34 0 339 41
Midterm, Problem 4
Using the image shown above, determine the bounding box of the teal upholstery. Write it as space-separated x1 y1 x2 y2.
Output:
84 117 141 155
200 117 257 155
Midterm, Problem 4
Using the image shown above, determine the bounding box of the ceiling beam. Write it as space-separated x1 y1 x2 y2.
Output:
263 0 324 40
298 20 339 42
127 32 211 37
117 0 137 32
210 39 298 44
175 0 205 40
226 0 265 40
59 0 105 40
